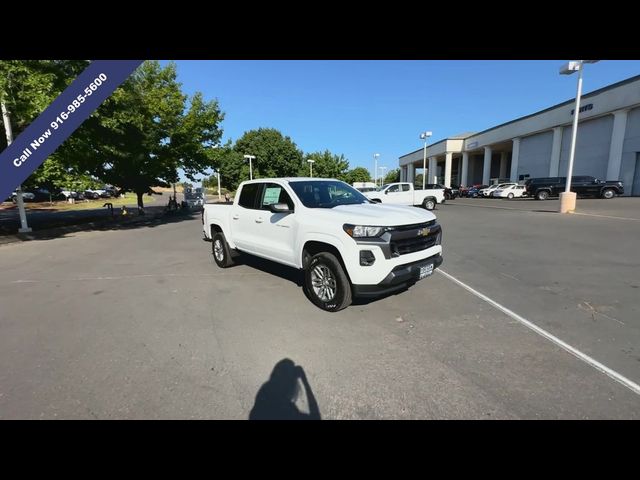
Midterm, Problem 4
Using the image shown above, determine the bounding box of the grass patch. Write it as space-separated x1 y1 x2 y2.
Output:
1 193 157 212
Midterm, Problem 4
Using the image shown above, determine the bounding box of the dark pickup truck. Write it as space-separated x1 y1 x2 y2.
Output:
525 176 624 200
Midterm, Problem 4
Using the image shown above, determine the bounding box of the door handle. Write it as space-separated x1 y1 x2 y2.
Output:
255 217 264 223
232 214 240 220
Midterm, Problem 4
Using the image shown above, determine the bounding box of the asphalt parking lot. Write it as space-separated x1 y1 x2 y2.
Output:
1 197 639 419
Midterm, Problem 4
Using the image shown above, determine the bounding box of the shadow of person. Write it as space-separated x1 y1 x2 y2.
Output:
249 359 321 420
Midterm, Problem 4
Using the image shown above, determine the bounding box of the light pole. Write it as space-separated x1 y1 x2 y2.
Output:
243 154 255 180
379 166 387 186
558 60 598 213
307 159 315 177
419 131 432 190
373 153 380 186
1 99 31 232
210 144 222 201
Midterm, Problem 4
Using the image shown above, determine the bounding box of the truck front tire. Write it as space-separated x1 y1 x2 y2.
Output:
304 252 352 312
601 188 615 199
212 232 235 268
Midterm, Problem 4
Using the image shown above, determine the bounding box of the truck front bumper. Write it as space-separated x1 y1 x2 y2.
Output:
352 253 443 297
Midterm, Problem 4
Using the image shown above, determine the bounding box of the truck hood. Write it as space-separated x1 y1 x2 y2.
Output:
306 203 436 226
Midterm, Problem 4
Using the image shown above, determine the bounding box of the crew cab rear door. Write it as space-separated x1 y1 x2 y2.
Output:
231 182 263 253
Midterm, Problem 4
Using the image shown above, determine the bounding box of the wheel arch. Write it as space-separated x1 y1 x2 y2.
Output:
301 238 352 284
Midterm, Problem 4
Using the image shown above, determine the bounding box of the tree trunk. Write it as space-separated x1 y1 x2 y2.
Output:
136 191 145 215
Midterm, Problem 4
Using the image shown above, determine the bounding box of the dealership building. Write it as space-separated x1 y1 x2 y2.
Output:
398 74 640 195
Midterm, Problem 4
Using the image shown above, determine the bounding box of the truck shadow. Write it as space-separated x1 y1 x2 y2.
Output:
232 255 304 288
231 255 412 307
249 358 321 420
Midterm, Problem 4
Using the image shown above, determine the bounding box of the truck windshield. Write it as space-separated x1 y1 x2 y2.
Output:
289 180 371 208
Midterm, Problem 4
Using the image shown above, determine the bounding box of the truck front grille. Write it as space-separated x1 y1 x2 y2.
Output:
390 224 440 256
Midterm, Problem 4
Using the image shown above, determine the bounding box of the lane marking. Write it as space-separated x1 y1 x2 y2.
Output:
571 212 640 222
437 268 640 396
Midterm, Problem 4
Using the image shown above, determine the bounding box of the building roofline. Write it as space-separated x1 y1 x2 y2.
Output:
466 73 640 139
399 138 448 159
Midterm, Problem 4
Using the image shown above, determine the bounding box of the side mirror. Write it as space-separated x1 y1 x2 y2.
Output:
269 203 292 213
384 190 389 194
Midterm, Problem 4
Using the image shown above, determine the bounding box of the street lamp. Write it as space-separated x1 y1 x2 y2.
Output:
307 159 315 177
210 144 222 201
558 60 598 213
379 166 387 186
373 153 380 186
243 154 255 180
419 131 433 191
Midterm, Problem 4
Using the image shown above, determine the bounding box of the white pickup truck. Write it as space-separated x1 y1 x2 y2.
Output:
202 178 443 312
363 182 445 210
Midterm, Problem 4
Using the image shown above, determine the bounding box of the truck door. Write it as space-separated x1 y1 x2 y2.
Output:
384 183 412 204
252 182 297 266
231 182 263 253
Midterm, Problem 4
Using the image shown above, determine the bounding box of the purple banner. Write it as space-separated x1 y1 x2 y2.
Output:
0 60 143 202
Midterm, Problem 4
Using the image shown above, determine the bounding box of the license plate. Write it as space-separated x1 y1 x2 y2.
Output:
419 263 434 279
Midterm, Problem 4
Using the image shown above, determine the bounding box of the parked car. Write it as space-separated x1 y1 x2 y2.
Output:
493 184 527 199
202 178 443 312
525 176 624 200
424 183 457 200
10 188 53 203
364 182 444 210
83 190 101 199
466 185 489 198
480 183 518 197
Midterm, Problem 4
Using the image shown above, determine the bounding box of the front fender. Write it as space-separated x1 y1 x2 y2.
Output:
297 232 349 269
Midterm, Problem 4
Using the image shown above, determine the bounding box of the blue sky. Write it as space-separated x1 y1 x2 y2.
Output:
165 60 640 180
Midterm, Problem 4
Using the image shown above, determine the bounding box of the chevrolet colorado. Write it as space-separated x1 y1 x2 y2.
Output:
202 178 443 312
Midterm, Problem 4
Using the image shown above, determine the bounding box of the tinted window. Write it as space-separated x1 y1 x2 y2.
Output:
238 183 261 209
260 183 294 211
401 184 411 192
572 176 593 183
387 185 400 193
289 180 369 209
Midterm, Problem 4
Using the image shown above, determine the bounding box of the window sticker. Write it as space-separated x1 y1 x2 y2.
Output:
263 187 282 205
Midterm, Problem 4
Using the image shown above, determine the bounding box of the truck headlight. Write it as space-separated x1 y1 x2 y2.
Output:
343 224 385 238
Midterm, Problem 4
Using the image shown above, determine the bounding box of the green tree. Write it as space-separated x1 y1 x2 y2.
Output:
0 61 90 191
384 168 401 184
80 61 224 210
343 167 372 185
302 150 349 179
2 60 224 210
215 143 246 192
233 128 303 180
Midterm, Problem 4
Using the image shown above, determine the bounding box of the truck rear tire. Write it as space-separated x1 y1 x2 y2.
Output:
304 252 352 312
422 197 436 210
536 190 549 201
212 232 235 268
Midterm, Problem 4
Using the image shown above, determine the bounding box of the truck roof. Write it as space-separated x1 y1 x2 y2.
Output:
240 177 341 184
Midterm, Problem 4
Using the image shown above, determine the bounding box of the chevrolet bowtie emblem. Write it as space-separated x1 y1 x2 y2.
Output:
417 228 430 237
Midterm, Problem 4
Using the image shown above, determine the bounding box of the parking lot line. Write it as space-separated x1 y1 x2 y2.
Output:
570 212 640 222
437 268 640 397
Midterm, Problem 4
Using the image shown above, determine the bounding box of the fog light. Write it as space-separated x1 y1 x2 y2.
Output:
360 250 376 266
